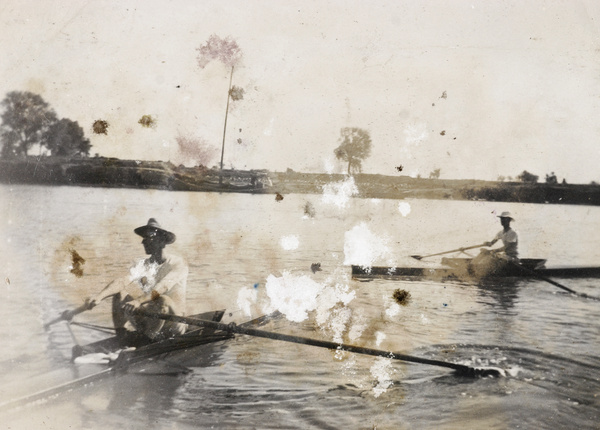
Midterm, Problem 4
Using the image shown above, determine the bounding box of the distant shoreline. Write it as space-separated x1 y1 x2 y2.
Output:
2 156 600 206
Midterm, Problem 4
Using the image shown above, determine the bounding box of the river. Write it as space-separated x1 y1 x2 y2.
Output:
0 184 599 429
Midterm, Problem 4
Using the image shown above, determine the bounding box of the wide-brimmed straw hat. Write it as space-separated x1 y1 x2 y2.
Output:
497 211 514 220
134 218 176 244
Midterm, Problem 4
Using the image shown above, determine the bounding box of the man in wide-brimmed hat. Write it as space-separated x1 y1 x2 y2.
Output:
484 211 519 261
86 218 188 341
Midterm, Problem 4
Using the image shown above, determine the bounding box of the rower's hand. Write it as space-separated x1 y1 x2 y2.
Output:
484 241 493 247
122 300 140 314
84 297 97 310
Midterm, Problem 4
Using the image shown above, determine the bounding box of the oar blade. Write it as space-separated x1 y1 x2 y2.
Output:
410 255 423 260
454 366 504 378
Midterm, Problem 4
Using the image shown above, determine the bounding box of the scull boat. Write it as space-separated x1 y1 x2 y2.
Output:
0 309 235 412
1 298 512 413
351 258 600 281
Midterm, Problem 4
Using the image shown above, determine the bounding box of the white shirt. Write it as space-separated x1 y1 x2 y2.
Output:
494 228 518 258
123 252 188 313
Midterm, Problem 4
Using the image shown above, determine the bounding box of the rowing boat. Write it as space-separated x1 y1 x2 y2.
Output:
0 310 232 412
71 309 231 369
351 258 600 281
2 299 511 415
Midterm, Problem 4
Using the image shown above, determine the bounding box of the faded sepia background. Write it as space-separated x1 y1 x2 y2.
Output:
2 0 600 181
1 1 600 429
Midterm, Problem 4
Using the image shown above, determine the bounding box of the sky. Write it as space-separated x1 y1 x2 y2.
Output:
2 0 600 182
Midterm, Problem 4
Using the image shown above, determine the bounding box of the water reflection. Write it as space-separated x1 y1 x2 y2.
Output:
76 341 230 428
476 278 522 310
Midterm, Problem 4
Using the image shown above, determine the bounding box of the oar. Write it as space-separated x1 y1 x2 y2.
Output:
411 243 487 260
0 368 113 413
137 310 502 377
508 261 599 300
43 302 92 330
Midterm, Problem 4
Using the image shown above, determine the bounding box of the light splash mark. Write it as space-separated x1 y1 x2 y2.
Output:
263 271 324 322
385 302 401 318
128 259 159 294
237 286 258 316
403 122 429 145
314 281 356 327
343 222 390 267
375 331 386 347
370 357 395 398
347 313 368 342
397 202 411 217
326 306 353 345
263 117 275 136
323 157 335 174
321 176 358 208
280 235 300 250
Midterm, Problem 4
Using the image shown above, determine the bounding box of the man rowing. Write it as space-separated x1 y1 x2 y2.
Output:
470 211 519 276
484 211 519 261
85 218 188 341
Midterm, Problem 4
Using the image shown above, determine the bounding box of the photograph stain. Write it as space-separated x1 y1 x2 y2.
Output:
138 115 156 128
275 192 284 202
392 289 411 306
69 249 86 277
395 165 403 172
303 201 315 217
92 119 109 134
310 263 322 273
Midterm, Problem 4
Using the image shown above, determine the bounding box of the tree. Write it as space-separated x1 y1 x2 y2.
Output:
517 170 539 183
429 168 441 179
545 172 558 184
44 118 91 157
197 34 243 174
175 134 218 167
334 127 372 175
0 91 57 158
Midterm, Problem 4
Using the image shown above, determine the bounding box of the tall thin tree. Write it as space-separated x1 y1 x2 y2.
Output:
197 35 243 179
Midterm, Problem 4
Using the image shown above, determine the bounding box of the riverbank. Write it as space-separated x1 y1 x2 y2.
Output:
1 156 600 205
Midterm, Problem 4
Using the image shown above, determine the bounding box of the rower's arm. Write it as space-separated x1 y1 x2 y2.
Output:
152 256 189 296
89 277 133 306
485 238 498 247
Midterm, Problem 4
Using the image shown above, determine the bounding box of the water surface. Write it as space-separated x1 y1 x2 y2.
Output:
1 184 598 429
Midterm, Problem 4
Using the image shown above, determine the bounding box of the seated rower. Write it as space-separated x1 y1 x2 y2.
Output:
86 218 188 341
470 212 519 276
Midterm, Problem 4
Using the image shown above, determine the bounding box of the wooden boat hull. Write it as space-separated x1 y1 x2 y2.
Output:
72 309 232 368
351 259 600 281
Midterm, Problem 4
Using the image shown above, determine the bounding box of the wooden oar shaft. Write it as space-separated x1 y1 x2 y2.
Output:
43 303 91 329
0 368 113 413
511 263 576 294
137 310 492 376
412 243 487 260
506 261 598 299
